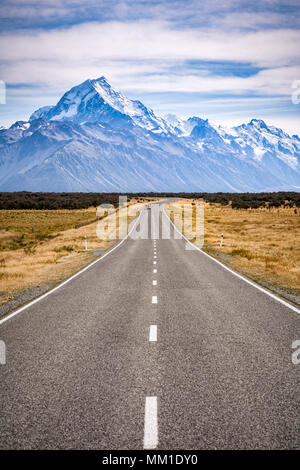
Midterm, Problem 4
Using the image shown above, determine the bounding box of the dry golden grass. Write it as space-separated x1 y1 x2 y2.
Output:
0 200 146 306
167 199 300 294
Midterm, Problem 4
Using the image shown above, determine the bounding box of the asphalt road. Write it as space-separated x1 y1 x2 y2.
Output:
0 203 299 450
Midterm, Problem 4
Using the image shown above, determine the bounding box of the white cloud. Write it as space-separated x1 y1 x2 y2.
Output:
0 20 299 67
1 15 299 132
0 20 299 97
119 66 300 96
211 11 300 30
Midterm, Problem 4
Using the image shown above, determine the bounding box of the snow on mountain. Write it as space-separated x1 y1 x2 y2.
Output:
164 114 195 136
29 106 53 121
29 77 171 133
1 77 300 192
216 118 300 169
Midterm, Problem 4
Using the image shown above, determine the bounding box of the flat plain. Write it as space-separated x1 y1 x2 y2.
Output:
167 200 300 303
0 200 145 307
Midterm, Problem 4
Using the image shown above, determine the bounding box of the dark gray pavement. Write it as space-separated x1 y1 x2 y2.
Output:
0 203 299 449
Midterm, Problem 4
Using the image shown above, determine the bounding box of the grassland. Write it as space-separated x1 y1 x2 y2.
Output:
166 200 300 302
1 195 299 310
0 200 145 307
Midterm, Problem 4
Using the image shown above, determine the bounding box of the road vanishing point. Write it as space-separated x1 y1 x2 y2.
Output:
0 202 299 449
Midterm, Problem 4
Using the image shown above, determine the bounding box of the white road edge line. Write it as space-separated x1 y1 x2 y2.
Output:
144 396 158 449
152 295 158 304
149 325 157 342
0 209 144 327
163 206 300 315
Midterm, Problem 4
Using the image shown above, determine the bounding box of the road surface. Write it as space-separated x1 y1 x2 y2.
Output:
0 203 299 449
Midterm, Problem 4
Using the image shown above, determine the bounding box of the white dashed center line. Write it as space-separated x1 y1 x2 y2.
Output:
152 295 157 304
153 261 157 265
153 269 157 273
152 280 157 286
144 397 158 449
149 325 157 342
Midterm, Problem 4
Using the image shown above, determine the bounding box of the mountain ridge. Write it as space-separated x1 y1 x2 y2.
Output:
0 76 299 192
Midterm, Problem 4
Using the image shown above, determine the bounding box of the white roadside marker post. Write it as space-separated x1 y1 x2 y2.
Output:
220 233 223 248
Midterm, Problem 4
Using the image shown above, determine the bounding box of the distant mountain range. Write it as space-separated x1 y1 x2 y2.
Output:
0 76 299 192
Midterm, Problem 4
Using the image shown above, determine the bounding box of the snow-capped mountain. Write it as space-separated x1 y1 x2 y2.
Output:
29 77 172 133
0 77 299 192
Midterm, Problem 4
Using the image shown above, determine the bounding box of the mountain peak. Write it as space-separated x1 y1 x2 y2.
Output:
29 76 171 132
88 76 111 92
29 76 133 125
91 76 109 84
27 77 300 145
2 78 300 192
249 118 268 129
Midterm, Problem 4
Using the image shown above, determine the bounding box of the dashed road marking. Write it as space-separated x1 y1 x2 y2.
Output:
153 280 157 286
153 261 157 265
152 295 157 304
153 269 157 273
144 397 158 449
149 325 157 342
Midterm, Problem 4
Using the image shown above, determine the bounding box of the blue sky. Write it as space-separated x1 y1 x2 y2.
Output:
0 0 300 133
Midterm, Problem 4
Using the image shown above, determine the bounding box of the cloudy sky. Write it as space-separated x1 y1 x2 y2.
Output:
0 0 300 133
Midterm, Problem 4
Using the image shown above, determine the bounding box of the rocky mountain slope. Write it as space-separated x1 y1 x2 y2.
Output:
0 77 299 192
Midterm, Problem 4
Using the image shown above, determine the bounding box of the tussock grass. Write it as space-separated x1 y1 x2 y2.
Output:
167 200 300 294
0 200 146 306
0 208 97 251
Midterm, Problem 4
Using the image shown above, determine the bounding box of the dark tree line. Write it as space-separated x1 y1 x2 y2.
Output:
140 192 300 208
0 192 123 210
183 192 300 209
0 191 299 210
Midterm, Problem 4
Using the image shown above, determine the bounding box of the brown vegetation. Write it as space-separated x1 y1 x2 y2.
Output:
0 201 145 307
167 200 300 297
